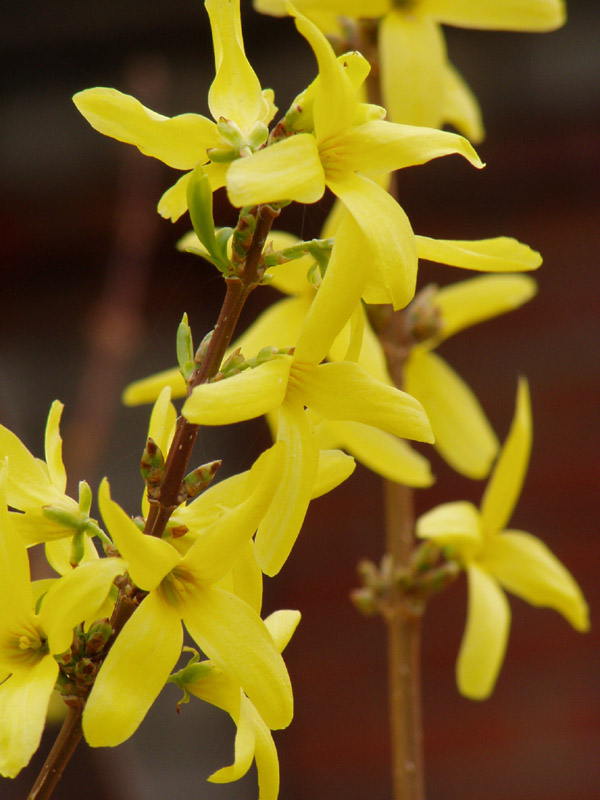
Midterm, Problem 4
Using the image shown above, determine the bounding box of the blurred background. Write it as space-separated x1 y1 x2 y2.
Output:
1 1 599 798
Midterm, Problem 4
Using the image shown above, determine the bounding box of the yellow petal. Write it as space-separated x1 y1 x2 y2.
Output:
0 461 33 619
291 8 358 143
294 212 369 364
481 379 531 534
482 531 589 632
339 119 484 174
73 88 220 169
181 585 293 729
227 133 325 206
416 500 482 552
255 402 319 576
327 172 417 310
405 348 498 479
380 11 446 128
231 295 311 359
251 700 280 800
44 401 67 493
0 656 58 778
147 386 177 456
265 231 314 295
98 478 181 591
420 0 566 31
317 420 434 487
157 172 192 221
416 235 541 272
441 61 485 144
298 361 434 443
83 592 183 746
183 442 285 585
206 0 266 133
209 691 256 783
44 534 99 576
311 448 356 498
457 563 510 700
173 470 249 535
434 274 537 344
216 541 263 614
39 557 126 654
123 366 186 406
264 609 302 653
183 356 292 426
0 423 63 510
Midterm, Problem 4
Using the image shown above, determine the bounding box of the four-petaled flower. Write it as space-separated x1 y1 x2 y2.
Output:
416 380 589 699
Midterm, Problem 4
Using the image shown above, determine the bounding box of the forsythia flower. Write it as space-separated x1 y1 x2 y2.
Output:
169 610 301 800
182 251 434 576
255 0 565 141
73 0 276 221
403 273 538 478
0 401 101 569
416 380 589 699
227 7 483 311
0 459 125 777
83 444 294 747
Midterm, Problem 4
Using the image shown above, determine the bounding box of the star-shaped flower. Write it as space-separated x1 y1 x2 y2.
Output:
416 380 589 699
255 0 565 141
83 443 294 747
0 458 125 777
73 0 276 221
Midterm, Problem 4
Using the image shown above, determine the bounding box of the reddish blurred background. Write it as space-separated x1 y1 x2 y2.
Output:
1 1 599 798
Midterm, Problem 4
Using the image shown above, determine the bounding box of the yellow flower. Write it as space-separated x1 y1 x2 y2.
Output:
169 610 301 800
83 443 293 747
227 7 483 311
0 401 102 570
255 0 565 141
182 265 434 575
416 380 589 699
404 273 538 478
0 459 125 777
73 0 275 221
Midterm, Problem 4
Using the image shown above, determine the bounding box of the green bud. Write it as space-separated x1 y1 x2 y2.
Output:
406 284 442 343
84 619 113 655
194 330 213 368
69 530 86 567
207 146 238 163
140 438 165 490
186 163 229 271
221 348 246 376
216 119 244 150
247 120 269 150
78 481 92 516
177 313 195 383
181 460 221 502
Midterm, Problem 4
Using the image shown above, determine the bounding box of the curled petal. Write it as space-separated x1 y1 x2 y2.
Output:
441 61 485 143
481 379 531 534
416 235 541 273
73 88 220 169
264 609 302 653
44 401 67 493
0 423 65 510
158 172 192 222
227 134 325 206
183 356 292 426
300 361 434 443
251 700 280 800
311 448 356 498
405 348 498 479
209 690 257 783
420 0 566 32
317 420 434 487
181 586 293 729
206 0 266 133
457 564 510 700
255 402 319 576
380 10 446 128
148 386 177 456
416 500 482 552
434 274 537 344
83 592 183 746
482 531 589 632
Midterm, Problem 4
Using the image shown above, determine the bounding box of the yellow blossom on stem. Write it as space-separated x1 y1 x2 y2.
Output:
169 610 301 800
416 380 589 699
73 0 275 221
83 443 293 747
255 0 565 141
227 6 483 311
0 459 125 777
0 401 102 570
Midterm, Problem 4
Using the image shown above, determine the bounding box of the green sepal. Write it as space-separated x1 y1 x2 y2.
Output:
140 437 165 492
187 163 229 272
177 313 195 384
70 529 86 566
78 481 92 516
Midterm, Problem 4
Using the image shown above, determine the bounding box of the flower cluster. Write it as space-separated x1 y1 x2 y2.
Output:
0 1 587 798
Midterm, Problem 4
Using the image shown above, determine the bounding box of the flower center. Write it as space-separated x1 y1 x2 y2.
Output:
158 566 196 609
2 622 48 668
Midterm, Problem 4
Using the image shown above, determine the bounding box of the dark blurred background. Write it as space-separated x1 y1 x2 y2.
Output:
1 1 599 798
